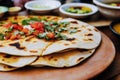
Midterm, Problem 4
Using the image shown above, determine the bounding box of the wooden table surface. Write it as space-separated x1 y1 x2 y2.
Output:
1 9 120 80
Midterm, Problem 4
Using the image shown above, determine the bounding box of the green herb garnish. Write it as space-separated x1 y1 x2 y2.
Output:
0 33 4 40
37 33 46 39
22 19 30 25
45 25 54 32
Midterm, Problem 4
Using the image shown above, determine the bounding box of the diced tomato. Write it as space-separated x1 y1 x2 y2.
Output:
10 35 17 40
13 24 23 31
30 22 44 32
5 35 10 40
17 25 23 31
5 36 9 40
33 30 40 36
13 24 19 29
16 34 21 39
4 22 12 28
22 28 29 34
46 32 55 39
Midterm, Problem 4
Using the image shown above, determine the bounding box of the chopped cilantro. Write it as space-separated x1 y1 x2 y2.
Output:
22 18 41 25
37 33 46 39
45 25 54 32
22 19 30 25
55 32 67 40
8 26 13 32
58 27 67 32
30 18 41 22
0 33 4 40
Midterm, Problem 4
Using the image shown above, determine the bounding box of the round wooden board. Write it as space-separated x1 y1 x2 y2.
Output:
0 33 115 80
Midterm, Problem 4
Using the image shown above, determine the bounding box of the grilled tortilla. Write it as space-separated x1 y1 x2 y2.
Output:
0 63 17 71
0 16 101 56
43 18 101 55
31 49 95 67
0 53 37 67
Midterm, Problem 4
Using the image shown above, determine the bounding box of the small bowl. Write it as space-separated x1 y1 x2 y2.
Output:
110 19 120 37
93 0 120 19
25 0 61 14
0 6 8 18
8 6 21 15
59 3 98 19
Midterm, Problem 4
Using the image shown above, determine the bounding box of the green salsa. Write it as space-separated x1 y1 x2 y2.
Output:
66 6 92 14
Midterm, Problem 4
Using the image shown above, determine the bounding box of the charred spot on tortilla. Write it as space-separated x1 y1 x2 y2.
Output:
88 39 93 41
70 27 75 29
9 42 25 50
94 28 99 32
3 65 7 68
77 57 84 62
83 38 93 41
89 50 92 53
0 45 3 47
53 58 58 61
7 66 13 68
48 56 54 60
29 50 38 53
70 21 78 24
64 43 70 46
2 59 4 61
66 38 75 41
4 65 13 69
4 55 12 58
87 28 92 31
85 33 93 36
78 49 88 52
77 30 81 32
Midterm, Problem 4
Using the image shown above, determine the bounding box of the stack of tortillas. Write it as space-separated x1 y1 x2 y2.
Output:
0 16 101 71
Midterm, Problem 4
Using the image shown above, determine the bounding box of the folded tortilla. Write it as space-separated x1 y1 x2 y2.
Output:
0 16 101 56
0 53 37 67
0 63 17 71
31 49 95 67
43 18 101 55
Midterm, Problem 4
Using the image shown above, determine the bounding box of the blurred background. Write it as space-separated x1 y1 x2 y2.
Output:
0 0 93 8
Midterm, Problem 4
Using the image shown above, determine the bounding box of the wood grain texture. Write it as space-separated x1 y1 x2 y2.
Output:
0 33 115 80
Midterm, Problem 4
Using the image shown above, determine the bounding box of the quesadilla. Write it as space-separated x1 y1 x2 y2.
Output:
43 18 101 55
0 53 37 67
0 16 101 56
31 49 95 67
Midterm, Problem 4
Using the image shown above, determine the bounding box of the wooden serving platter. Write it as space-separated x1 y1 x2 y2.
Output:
0 33 115 80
